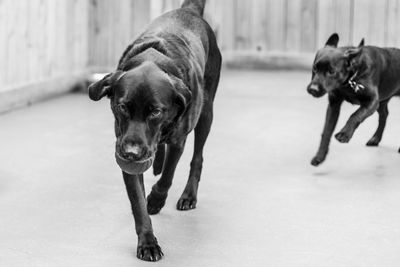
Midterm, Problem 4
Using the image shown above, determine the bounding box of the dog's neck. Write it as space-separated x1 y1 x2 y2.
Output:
342 69 366 92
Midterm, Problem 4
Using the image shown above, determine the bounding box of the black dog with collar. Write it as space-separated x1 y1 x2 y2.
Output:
88 0 221 261
307 33 400 166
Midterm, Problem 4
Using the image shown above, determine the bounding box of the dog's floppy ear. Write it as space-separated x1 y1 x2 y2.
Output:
88 71 125 101
170 76 192 120
358 38 365 47
344 47 362 60
345 47 363 71
325 33 339 47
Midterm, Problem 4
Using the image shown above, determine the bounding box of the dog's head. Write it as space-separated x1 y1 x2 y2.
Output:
307 33 364 97
88 62 191 175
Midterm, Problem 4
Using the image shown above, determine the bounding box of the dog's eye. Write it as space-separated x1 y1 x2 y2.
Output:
117 104 128 115
150 109 162 118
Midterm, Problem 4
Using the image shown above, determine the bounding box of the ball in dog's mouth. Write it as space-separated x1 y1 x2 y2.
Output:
115 152 154 175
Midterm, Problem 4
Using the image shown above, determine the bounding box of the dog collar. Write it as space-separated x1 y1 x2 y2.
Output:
347 71 365 92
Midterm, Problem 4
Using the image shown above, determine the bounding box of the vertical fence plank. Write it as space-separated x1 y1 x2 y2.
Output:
204 0 223 45
114 0 131 65
367 0 386 46
386 0 399 47
353 0 369 46
88 0 96 68
396 0 400 47
249 0 268 52
150 0 163 20
285 0 302 52
300 0 318 52
334 0 353 45
216 0 235 51
234 0 252 50
268 0 286 51
0 0 7 84
317 0 335 47
131 0 151 39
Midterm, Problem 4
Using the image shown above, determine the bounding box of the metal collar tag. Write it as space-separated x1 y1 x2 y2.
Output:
348 71 365 92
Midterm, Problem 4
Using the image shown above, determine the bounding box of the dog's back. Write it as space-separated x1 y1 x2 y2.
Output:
118 0 220 99
359 46 400 98
119 0 210 69
382 48 400 96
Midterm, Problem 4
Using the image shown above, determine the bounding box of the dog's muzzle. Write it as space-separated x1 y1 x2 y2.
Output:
307 83 326 98
115 142 154 175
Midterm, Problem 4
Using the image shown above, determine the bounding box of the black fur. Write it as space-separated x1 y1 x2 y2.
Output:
307 33 400 166
88 0 221 261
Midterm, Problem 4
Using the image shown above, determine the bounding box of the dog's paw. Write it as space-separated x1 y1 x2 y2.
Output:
335 131 352 143
366 136 380 147
137 236 163 262
176 194 197 211
147 188 168 215
311 155 325 166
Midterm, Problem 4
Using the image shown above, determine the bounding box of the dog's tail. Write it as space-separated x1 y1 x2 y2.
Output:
181 0 206 16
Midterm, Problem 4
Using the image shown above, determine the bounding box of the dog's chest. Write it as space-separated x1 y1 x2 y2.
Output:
340 86 363 105
344 95 361 105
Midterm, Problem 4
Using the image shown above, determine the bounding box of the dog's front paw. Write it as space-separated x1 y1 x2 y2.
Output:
176 194 197 211
366 136 381 147
335 131 352 143
311 155 326 166
147 186 168 215
137 235 163 262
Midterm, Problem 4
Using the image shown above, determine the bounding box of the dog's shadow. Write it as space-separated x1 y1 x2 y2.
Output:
312 171 331 177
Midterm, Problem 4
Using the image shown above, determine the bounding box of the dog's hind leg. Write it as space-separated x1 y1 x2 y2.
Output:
147 140 186 215
176 102 213 211
153 144 165 176
366 99 389 146
177 44 221 210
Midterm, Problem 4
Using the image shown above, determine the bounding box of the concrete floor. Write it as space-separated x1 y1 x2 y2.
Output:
1 70 400 267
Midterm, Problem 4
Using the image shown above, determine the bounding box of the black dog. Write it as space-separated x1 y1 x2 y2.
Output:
88 0 221 261
308 33 400 166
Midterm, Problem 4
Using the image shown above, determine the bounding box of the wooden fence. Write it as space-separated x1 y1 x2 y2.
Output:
1 0 400 95
88 0 150 71
0 0 90 112
0 0 89 91
88 0 400 70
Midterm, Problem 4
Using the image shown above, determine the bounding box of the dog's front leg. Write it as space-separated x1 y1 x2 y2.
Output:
122 172 163 262
147 140 186 215
335 95 379 143
311 94 343 166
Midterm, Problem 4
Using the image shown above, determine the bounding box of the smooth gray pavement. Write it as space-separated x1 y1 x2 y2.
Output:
1 70 399 267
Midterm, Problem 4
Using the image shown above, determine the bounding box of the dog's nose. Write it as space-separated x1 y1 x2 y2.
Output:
122 142 144 160
308 83 319 93
125 143 142 155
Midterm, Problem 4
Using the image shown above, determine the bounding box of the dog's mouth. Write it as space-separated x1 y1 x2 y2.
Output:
115 152 154 175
